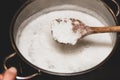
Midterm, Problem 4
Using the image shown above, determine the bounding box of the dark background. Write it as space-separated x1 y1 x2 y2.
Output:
0 0 120 80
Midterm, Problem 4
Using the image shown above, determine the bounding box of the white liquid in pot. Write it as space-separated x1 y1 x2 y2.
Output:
16 10 113 73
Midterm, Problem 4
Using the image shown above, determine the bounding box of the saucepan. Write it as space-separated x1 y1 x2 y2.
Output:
4 0 120 79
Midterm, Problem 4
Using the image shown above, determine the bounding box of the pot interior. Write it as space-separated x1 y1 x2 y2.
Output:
12 0 117 75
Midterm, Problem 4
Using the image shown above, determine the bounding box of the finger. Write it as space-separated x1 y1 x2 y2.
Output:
3 67 17 80
0 74 3 80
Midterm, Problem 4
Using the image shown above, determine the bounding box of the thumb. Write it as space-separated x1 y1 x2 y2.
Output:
0 74 3 80
3 67 17 80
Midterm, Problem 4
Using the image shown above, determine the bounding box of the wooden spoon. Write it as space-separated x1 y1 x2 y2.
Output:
51 18 120 45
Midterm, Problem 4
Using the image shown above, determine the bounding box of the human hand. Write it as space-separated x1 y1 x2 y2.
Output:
0 67 17 80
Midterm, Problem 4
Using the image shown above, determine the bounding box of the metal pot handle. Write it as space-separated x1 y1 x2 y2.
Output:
3 53 40 80
102 0 120 17
111 0 120 16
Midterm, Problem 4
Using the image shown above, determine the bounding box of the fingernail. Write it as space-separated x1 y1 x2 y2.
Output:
8 67 17 73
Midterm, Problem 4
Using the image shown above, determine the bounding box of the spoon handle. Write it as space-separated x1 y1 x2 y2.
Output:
89 26 120 33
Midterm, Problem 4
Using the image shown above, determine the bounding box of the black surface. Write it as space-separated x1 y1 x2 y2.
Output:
0 0 120 80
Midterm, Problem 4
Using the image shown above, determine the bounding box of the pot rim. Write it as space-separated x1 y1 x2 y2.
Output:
10 0 120 76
